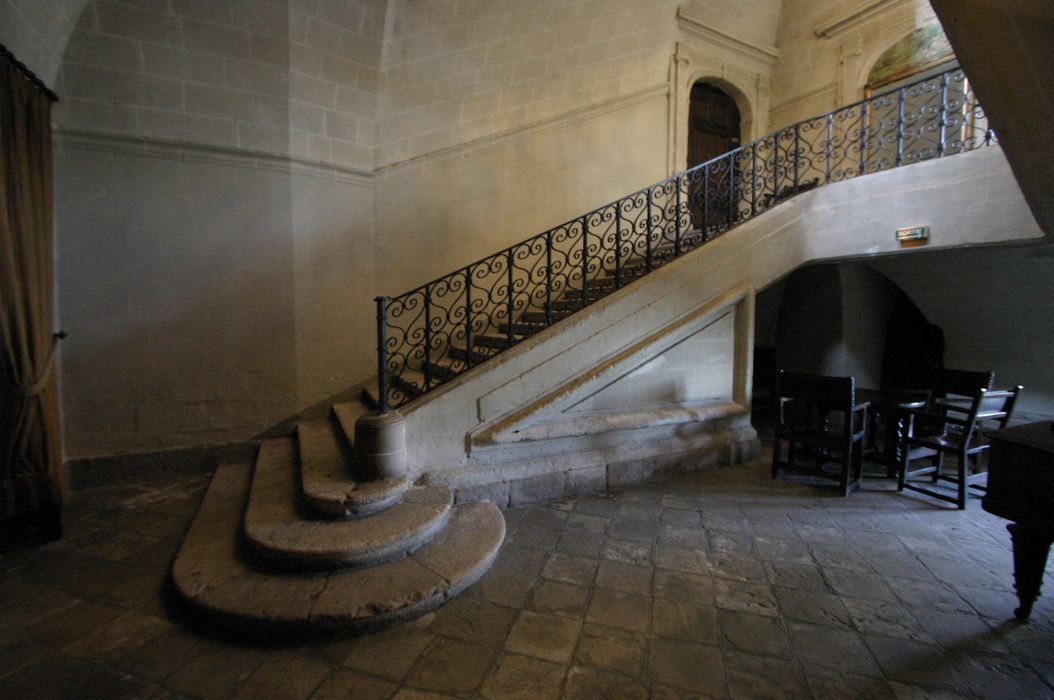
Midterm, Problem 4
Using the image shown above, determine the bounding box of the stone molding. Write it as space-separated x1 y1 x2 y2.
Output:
55 84 668 187
676 7 780 66
813 0 910 39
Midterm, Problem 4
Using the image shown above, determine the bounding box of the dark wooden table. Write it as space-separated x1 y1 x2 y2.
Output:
983 421 1054 620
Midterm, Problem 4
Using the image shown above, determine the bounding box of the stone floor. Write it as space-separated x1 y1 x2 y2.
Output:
2 450 1053 699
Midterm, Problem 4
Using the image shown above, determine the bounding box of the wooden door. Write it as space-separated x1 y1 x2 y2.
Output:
688 83 741 234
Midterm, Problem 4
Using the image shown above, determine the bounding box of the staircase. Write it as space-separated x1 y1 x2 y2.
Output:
170 66 999 637
170 398 504 635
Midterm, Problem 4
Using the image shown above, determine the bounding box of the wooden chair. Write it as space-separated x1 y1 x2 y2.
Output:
772 371 870 496
898 385 1022 509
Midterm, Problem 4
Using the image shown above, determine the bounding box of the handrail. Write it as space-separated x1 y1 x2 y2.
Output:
374 66 993 412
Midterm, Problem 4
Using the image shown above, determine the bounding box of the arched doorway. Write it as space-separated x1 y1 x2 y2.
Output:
687 82 741 234
687 82 741 169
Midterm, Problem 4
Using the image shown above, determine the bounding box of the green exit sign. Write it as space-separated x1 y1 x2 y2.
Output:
896 225 929 242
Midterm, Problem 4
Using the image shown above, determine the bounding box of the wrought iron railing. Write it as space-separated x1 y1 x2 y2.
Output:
374 67 993 412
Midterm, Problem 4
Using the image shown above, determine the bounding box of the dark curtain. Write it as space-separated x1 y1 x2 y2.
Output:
0 54 62 541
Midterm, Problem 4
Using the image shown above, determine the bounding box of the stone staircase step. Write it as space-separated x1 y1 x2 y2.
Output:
172 460 505 636
243 438 452 570
421 357 462 382
473 333 523 350
299 415 407 517
496 321 544 336
519 308 575 324
447 342 500 365
390 367 435 400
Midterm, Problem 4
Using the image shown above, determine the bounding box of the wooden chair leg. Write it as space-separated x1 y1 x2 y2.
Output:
957 449 968 510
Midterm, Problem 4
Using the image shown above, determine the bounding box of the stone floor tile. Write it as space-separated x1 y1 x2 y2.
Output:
117 626 214 681
478 652 566 700
1 653 105 699
164 645 269 698
660 508 700 527
601 538 653 565
62 609 171 664
889 577 974 614
519 507 567 531
951 584 1021 621
25 599 127 647
659 524 710 551
723 648 808 699
995 619 1054 662
719 609 792 658
701 510 750 533
563 664 648 699
707 529 755 556
573 623 646 676
646 638 725 696
542 552 598 587
824 567 898 601
610 518 658 542
775 587 853 628
804 667 897 699
310 669 399 700
565 512 612 535
913 608 1009 653
586 589 650 633
787 621 882 677
661 494 701 511
810 544 875 573
428 596 516 648
504 610 581 663
653 568 715 604
843 598 935 642
619 502 662 522
595 559 652 596
574 495 620 518
506 524 560 551
863 635 968 689
950 649 1054 698
714 578 780 617
555 531 604 558
652 598 718 644
342 624 434 680
794 524 850 547
655 545 709 574
765 560 827 591
0 585 80 636
530 579 590 618
753 536 811 563
708 552 768 583
232 652 330 700
405 638 494 696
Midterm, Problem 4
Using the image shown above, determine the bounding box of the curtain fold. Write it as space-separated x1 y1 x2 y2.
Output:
0 56 62 530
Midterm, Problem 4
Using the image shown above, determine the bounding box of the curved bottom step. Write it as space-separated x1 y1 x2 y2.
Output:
171 460 505 636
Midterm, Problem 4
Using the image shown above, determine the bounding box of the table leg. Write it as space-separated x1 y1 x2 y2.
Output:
1007 522 1054 621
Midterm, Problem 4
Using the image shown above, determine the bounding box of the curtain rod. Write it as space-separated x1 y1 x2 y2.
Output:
0 43 59 103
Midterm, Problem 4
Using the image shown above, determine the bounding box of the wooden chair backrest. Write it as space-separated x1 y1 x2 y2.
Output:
929 367 994 400
776 371 855 415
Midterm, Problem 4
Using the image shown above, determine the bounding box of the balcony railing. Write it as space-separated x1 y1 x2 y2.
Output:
374 67 993 412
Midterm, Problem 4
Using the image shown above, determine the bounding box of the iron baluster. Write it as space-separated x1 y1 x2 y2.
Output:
675 177 682 256
703 162 710 238
773 132 780 205
793 123 800 191
750 144 758 218
545 231 553 325
581 216 589 307
727 153 735 226
614 205 623 288
896 86 905 166
825 113 833 183
423 284 432 390
938 71 949 156
464 267 473 369
859 103 868 176
506 248 514 346
375 296 390 414
646 189 654 272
